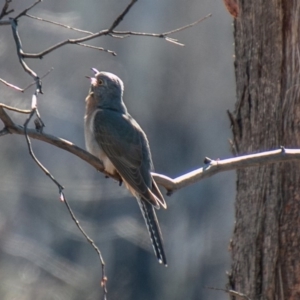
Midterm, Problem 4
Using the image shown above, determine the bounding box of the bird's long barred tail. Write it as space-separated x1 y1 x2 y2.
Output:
137 198 167 266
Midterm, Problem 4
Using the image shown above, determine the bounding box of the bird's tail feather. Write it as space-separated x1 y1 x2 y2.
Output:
137 198 167 266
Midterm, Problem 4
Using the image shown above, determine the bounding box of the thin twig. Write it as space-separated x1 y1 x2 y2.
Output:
108 0 137 32
11 19 36 78
1 103 108 298
164 37 185 46
62 195 108 298
20 5 210 58
19 0 139 59
77 43 117 56
23 67 54 92
109 13 212 46
112 14 211 37
205 286 251 300
10 18 42 93
25 13 94 35
21 31 108 59
14 0 42 20
0 78 23 91
162 13 211 35
0 0 14 20
0 68 53 93
23 108 63 192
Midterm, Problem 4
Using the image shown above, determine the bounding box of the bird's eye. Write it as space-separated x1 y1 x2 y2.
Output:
98 79 104 85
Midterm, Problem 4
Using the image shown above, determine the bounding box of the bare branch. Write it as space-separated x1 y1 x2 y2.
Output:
0 19 10 25
18 0 138 59
23 107 63 192
205 286 251 300
1 104 300 195
11 19 36 78
25 13 94 35
21 31 108 59
0 104 108 297
23 67 54 92
62 195 108 297
108 0 137 32
0 103 108 173
21 12 211 58
10 19 42 94
164 14 212 35
0 68 53 93
111 14 211 37
14 0 42 20
109 14 211 46
164 37 185 46
0 0 14 20
152 147 297 194
0 104 31 114
0 78 24 91
77 43 117 56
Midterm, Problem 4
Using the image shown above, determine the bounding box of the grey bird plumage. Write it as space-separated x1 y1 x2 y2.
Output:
84 70 167 265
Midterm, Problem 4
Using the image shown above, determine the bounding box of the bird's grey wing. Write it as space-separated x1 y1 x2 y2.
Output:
94 110 160 207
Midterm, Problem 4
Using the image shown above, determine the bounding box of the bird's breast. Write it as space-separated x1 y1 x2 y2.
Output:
84 108 116 175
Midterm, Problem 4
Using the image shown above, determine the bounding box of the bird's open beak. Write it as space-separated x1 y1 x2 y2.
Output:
91 68 99 75
85 76 97 86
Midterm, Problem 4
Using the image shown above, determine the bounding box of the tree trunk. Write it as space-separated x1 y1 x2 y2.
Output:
230 1 300 299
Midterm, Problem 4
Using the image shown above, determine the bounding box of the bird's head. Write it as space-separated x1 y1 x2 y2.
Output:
88 69 126 113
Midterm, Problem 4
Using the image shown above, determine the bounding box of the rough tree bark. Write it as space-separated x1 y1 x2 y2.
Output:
230 1 300 299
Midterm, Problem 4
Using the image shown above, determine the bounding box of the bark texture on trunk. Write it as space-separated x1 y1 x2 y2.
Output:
230 1 300 299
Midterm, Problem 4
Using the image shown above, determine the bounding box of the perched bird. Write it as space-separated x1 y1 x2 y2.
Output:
84 69 167 265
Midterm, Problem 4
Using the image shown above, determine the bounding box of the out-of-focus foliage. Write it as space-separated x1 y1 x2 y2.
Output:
0 0 235 299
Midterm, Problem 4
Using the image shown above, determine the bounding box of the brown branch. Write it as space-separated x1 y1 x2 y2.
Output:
2 104 300 195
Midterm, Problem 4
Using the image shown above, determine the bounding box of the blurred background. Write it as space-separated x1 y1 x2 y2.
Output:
0 0 236 299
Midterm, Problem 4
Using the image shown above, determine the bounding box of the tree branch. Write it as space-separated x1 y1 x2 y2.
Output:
107 0 137 32
205 286 251 300
0 0 13 20
0 68 53 92
0 103 109 299
25 13 94 34
1 104 300 195
14 0 42 20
